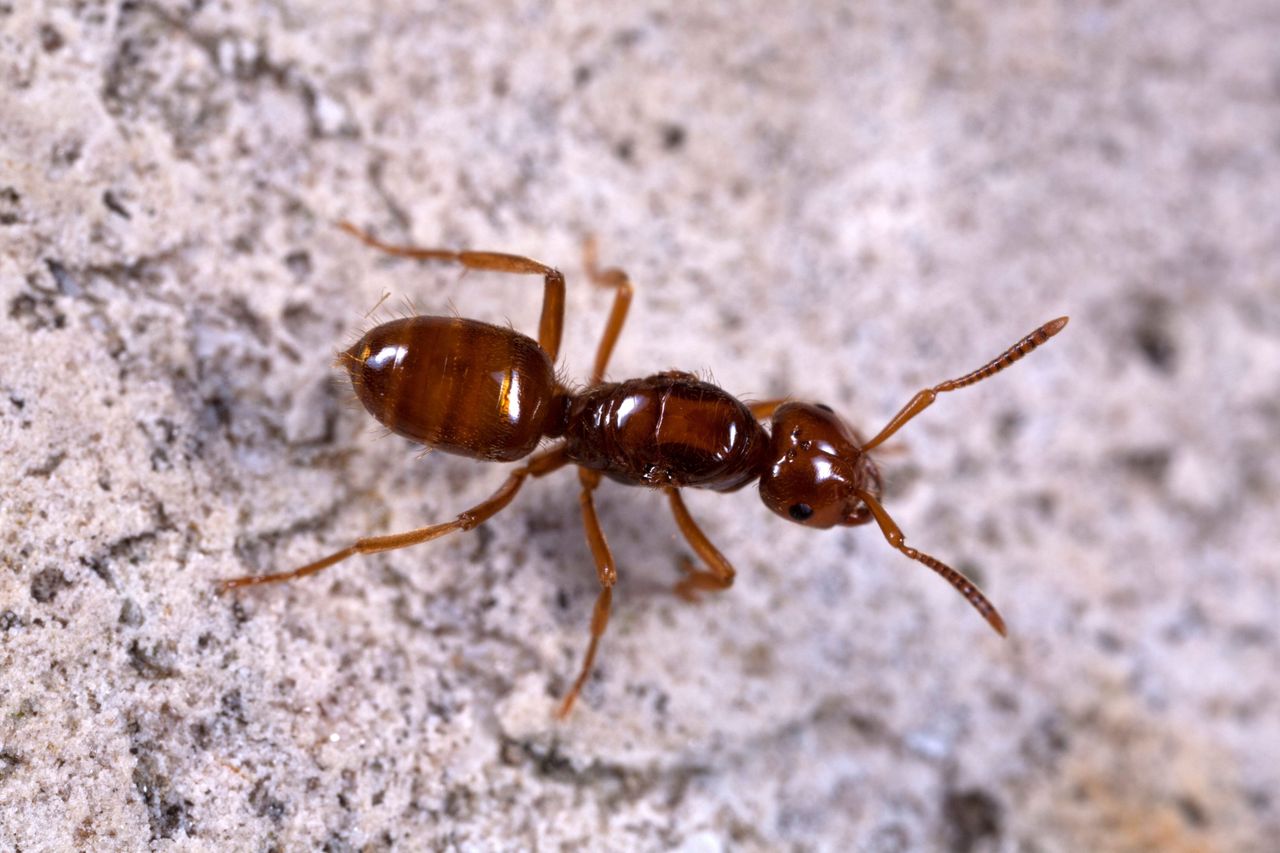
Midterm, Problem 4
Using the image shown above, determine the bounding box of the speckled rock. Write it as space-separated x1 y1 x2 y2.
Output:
2 2 1277 850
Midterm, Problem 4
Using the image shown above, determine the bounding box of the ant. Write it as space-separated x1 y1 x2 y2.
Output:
218 222 1068 718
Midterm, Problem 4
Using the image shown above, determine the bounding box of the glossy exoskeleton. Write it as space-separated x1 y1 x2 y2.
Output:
220 222 1068 717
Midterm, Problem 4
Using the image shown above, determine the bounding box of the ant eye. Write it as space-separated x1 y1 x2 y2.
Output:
789 503 813 521
814 403 833 413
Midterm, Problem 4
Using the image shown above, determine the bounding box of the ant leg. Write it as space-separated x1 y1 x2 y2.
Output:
582 236 634 384
748 399 787 420
338 221 566 361
665 488 736 603
862 317 1069 452
557 467 618 718
853 488 1007 637
217 445 570 592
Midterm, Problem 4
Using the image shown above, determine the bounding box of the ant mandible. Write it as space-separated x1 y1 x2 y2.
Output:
218 222 1068 718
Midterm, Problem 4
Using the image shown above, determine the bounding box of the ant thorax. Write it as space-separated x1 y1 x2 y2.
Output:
561 372 768 491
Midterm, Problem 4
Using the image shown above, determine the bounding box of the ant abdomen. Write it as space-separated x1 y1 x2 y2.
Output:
342 316 562 461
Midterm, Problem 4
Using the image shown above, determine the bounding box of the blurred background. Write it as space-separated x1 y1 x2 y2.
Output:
2 2 1277 850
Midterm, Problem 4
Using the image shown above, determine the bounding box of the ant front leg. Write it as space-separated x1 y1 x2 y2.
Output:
557 467 619 719
582 236 634 385
666 488 736 602
217 445 570 592
337 221 567 361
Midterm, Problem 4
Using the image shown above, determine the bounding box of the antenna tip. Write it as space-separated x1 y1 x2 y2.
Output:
988 610 1009 638
1045 316 1070 337
335 219 365 240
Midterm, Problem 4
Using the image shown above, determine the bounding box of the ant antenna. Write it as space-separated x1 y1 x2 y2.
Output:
854 489 1007 636
862 316 1068 452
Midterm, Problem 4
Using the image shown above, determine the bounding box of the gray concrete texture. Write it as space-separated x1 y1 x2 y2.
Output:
2 1 1277 850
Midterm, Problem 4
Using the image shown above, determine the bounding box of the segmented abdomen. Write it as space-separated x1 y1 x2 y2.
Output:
344 316 558 461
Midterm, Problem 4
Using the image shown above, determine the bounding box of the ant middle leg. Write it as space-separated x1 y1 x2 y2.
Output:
582 236 634 384
666 488 736 603
338 221 567 361
862 316 1069 452
217 445 570 593
557 467 618 718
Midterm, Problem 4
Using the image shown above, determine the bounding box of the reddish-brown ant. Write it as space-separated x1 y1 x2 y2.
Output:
219 222 1068 718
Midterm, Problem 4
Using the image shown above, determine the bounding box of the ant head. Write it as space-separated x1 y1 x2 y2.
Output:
759 402 882 528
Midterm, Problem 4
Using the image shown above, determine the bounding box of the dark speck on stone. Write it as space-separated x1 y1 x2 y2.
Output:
943 789 1002 853
1133 298 1177 374
39 23 64 52
128 640 179 680
31 567 70 603
0 750 23 780
119 598 145 626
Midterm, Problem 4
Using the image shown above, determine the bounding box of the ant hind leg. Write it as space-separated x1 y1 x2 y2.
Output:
582 236 634 385
337 221 567 361
217 445 570 593
557 467 619 719
748 399 787 421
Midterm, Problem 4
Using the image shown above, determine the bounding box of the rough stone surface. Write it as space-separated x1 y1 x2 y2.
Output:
2 2 1277 850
